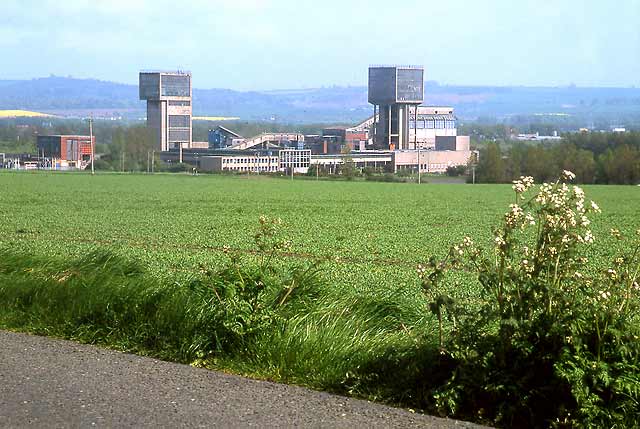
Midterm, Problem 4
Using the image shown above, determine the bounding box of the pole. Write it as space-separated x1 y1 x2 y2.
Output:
151 150 155 173
414 105 418 149
372 105 377 147
388 105 392 149
418 144 421 185
89 115 94 175
417 106 420 184
121 152 124 173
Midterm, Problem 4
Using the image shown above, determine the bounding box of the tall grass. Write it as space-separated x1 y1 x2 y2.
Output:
0 246 440 409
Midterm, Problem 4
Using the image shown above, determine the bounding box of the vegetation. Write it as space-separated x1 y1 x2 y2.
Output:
475 132 640 185
420 172 640 426
0 172 638 427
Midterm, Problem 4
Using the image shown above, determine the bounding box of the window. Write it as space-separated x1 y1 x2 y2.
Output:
169 115 190 128
161 74 190 97
168 129 189 142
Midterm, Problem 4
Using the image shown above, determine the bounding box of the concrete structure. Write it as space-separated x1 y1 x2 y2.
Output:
312 151 393 173
368 66 424 150
514 131 561 141
208 126 243 149
36 135 95 169
200 152 280 173
393 149 476 174
228 133 305 151
160 64 473 176
279 149 311 173
322 127 368 150
139 71 192 152
194 149 310 174
408 107 458 149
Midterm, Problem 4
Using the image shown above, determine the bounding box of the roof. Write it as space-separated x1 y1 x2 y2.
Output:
139 70 191 76
215 126 243 138
369 65 423 70
36 135 93 139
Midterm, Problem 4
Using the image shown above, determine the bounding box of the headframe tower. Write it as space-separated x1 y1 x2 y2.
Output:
139 71 192 152
368 66 424 150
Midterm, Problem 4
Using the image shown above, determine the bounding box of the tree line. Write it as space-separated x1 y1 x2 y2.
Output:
475 132 640 185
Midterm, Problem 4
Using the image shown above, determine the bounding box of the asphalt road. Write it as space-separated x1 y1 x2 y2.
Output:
0 330 485 428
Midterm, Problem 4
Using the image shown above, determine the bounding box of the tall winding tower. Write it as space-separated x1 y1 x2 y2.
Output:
139 71 192 152
368 66 424 150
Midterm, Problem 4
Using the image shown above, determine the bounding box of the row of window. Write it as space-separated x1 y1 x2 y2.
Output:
168 129 190 142
409 120 456 129
224 166 279 172
222 158 278 164
168 115 191 128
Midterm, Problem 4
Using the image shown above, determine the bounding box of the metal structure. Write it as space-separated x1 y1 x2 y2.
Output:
368 66 424 150
139 71 192 152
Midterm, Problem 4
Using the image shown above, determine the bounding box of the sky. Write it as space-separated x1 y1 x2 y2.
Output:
2 0 639 90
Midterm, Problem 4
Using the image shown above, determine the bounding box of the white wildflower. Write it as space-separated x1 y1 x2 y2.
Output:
512 176 535 194
599 290 611 300
583 230 594 244
562 170 576 181
525 213 535 226
580 216 590 227
573 186 584 199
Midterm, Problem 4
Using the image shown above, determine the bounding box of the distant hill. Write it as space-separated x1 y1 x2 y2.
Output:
0 76 639 125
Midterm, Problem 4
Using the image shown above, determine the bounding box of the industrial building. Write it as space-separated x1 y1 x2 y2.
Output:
152 65 476 176
139 71 192 152
36 135 95 169
368 66 424 150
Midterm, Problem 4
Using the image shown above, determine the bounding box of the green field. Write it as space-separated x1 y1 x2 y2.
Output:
2 171 637 289
1 171 639 426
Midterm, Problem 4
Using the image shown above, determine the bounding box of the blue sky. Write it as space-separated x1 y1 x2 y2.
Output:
2 0 639 90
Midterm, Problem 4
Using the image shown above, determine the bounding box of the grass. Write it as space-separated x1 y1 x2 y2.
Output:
0 171 639 422
0 245 437 408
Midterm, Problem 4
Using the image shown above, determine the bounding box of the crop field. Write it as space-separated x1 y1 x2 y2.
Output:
0 109 55 118
1 171 638 292
1 171 639 426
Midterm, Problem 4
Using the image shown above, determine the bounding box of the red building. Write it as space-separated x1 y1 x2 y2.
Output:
37 135 94 167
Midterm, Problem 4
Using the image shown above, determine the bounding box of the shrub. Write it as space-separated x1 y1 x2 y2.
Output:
419 171 640 427
445 165 467 177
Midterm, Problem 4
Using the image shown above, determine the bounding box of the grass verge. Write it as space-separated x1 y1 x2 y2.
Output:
0 247 443 411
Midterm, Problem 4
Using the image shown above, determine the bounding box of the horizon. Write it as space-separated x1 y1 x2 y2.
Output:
2 0 639 90
2 74 639 92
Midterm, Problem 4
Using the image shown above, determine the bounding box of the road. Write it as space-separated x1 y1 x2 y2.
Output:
0 330 484 428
